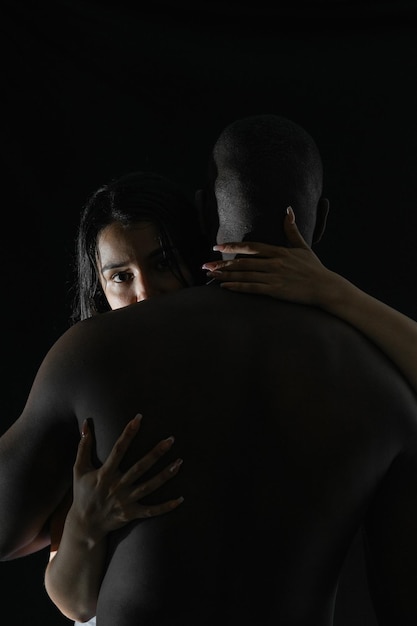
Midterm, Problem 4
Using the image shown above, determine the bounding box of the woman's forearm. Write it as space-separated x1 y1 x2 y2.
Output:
318 272 417 395
44 508 105 623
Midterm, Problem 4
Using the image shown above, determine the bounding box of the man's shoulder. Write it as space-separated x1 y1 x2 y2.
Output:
62 285 369 346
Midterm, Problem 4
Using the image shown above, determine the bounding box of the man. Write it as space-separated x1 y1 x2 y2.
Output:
1 114 416 625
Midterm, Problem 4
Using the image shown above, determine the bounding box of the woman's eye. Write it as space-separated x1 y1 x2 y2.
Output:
112 271 132 283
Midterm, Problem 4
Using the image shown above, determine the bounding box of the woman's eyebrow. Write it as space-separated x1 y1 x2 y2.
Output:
100 246 166 274
100 260 128 274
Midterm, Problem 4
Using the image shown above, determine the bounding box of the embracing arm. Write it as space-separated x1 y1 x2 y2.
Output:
203 208 417 395
0 343 80 560
45 415 183 623
311 270 417 394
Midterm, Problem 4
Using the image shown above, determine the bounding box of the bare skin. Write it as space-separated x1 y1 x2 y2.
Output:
47 204 415 624
45 416 183 622
1 104 416 623
1 277 416 625
2 199 416 626
47 208 417 624
203 208 417 396
97 221 193 308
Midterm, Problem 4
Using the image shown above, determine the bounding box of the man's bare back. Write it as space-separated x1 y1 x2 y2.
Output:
16 283 415 625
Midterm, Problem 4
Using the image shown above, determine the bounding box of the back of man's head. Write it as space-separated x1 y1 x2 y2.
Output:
207 114 325 247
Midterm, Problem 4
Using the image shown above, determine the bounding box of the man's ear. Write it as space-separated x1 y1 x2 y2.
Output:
312 197 330 244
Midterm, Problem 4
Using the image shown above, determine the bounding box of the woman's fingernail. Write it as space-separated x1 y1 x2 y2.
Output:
81 419 88 438
130 414 142 430
170 458 183 472
160 436 175 450
286 206 295 223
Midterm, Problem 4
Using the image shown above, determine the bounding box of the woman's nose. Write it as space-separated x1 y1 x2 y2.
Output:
134 275 159 302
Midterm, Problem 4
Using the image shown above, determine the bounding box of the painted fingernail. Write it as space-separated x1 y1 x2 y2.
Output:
160 436 175 451
130 414 142 430
170 458 183 472
81 419 88 438
286 206 295 223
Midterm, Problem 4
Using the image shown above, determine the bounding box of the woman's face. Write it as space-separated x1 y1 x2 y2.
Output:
96 220 193 310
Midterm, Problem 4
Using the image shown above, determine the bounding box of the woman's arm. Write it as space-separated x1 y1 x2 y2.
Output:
45 415 183 623
203 207 417 395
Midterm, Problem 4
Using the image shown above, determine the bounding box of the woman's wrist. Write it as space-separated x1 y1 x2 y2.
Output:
313 269 355 314
64 507 106 550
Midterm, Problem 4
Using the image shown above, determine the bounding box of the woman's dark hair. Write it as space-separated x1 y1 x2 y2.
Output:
70 171 209 323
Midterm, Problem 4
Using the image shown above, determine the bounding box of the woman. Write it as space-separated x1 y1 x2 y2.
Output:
45 170 210 625
70 169 209 323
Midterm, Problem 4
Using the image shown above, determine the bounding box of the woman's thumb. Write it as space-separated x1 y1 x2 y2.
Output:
284 206 309 249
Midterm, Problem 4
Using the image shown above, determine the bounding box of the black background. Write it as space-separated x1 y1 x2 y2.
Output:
2 1 417 624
